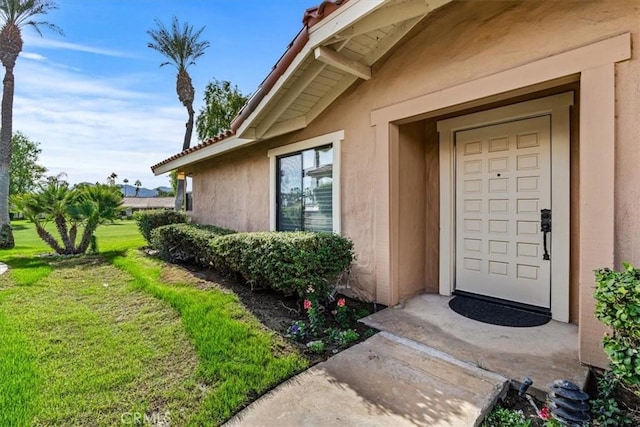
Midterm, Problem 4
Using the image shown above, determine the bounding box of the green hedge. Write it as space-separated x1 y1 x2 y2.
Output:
151 223 235 264
594 264 640 390
208 231 354 297
149 224 354 298
133 210 189 244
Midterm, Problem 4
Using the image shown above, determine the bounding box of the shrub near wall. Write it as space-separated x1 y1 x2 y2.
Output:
133 210 188 244
594 264 640 394
151 223 235 264
208 232 354 298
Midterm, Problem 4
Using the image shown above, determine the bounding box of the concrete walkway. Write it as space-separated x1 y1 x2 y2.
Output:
361 294 589 400
226 294 589 426
226 332 508 426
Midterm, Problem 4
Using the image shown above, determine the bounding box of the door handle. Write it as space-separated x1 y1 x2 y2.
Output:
540 209 551 260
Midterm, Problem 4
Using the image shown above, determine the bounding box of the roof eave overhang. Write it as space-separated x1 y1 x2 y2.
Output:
153 136 254 175
152 0 455 175
234 0 387 139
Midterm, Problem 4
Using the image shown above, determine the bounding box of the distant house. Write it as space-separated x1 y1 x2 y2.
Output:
121 197 174 217
151 0 639 368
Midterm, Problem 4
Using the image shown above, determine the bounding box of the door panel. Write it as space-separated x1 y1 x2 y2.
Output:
455 116 551 308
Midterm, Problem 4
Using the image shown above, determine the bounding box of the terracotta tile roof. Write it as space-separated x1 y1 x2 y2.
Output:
303 0 347 28
151 0 349 173
151 130 235 171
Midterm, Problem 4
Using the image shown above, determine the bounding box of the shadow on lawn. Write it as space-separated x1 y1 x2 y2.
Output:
100 249 128 262
6 250 127 273
5 256 50 270
41 250 129 270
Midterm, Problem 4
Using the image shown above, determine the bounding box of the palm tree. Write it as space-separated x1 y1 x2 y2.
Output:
147 16 209 210
123 178 128 196
106 172 117 186
134 179 141 197
0 0 61 249
11 179 122 254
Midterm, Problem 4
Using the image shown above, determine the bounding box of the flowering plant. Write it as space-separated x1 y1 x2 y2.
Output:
327 328 360 346
539 406 551 420
304 294 323 336
286 320 308 341
335 297 353 328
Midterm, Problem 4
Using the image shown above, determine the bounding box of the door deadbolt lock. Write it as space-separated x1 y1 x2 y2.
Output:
541 209 551 260
541 209 551 232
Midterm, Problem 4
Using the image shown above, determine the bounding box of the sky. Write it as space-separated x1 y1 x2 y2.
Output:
13 0 307 189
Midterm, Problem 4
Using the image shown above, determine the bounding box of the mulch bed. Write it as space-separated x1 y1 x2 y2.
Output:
181 263 382 365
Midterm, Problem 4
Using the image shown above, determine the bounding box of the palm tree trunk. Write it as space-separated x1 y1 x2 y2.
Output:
77 218 99 254
69 223 78 248
36 224 64 254
182 104 194 151
0 63 15 248
175 102 194 211
55 214 74 253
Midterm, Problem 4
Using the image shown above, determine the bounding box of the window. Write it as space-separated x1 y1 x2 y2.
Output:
268 131 343 233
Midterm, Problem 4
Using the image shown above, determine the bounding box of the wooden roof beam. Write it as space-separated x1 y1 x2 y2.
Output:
255 61 326 138
314 46 371 80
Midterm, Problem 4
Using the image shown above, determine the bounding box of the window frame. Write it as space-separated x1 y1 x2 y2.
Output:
268 130 343 233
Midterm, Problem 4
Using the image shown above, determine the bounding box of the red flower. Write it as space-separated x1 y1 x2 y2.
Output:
303 299 312 310
539 406 551 420
337 298 346 308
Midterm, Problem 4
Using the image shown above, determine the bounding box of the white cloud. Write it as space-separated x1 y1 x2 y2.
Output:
23 34 134 58
21 52 47 61
12 55 188 188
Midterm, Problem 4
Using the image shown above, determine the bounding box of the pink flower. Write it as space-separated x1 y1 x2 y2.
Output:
539 407 551 420
303 299 312 310
337 298 346 308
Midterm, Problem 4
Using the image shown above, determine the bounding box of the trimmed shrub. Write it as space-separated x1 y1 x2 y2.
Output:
151 223 235 264
133 209 188 244
594 264 640 393
207 231 354 297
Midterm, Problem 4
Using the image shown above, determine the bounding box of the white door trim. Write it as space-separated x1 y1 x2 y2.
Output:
437 92 574 322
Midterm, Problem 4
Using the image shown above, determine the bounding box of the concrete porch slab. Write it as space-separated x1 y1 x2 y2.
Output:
226 332 508 426
360 294 590 400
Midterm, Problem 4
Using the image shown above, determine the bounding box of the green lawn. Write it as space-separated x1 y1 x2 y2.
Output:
0 220 306 426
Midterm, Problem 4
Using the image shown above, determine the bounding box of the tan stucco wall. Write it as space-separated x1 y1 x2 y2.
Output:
397 122 426 301
191 147 269 232
190 0 639 365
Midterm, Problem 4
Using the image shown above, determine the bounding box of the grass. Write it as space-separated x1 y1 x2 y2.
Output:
2 219 146 286
3 219 146 257
0 220 306 426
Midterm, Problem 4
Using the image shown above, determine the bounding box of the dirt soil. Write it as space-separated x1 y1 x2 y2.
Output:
172 261 383 365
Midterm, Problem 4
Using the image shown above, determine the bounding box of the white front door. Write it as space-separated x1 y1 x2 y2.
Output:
455 115 551 308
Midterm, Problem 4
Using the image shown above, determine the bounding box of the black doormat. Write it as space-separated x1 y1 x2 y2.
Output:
449 295 551 327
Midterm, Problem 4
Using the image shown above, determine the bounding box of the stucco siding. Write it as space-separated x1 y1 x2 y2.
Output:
615 39 640 266
191 147 269 232
190 0 639 316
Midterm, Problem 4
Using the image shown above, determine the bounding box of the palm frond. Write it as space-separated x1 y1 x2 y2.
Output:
0 0 60 35
147 16 209 70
